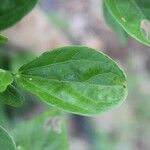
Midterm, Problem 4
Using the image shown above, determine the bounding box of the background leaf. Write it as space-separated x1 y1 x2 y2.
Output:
103 1 128 44
0 105 10 128
16 46 127 116
0 0 38 31
0 35 8 43
0 85 24 107
105 0 150 46
11 110 68 150
0 69 13 93
0 126 16 150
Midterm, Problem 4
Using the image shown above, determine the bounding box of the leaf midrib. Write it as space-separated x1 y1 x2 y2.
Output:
19 58 125 85
19 74 125 87
19 59 124 82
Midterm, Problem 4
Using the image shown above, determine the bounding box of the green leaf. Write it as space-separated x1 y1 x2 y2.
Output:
0 105 9 128
0 126 16 150
0 85 24 107
105 0 150 46
16 46 128 116
0 35 8 43
0 0 38 31
11 110 68 150
103 1 128 44
0 69 13 92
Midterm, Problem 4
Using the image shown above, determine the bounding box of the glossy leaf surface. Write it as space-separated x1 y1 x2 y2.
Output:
17 46 128 116
0 0 38 31
0 69 13 92
11 110 68 150
0 126 16 150
105 0 150 46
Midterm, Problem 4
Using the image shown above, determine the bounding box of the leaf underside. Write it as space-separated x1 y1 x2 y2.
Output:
17 46 128 116
105 0 150 46
103 1 128 44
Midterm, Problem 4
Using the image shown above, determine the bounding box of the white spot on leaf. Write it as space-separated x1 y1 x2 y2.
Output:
121 17 126 22
29 78 32 81
0 69 5 73
141 19 150 40
17 146 24 150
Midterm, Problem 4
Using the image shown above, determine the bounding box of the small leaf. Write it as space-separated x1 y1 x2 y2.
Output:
11 110 68 150
0 35 8 43
17 46 128 116
0 85 24 107
103 1 128 44
0 69 13 93
105 0 150 46
0 126 16 150
0 0 38 31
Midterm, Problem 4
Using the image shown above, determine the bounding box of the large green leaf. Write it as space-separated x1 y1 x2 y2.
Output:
0 85 24 107
103 1 128 44
105 0 150 46
0 0 38 31
16 46 128 116
0 126 16 150
11 110 68 150
0 69 13 92
0 35 8 43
